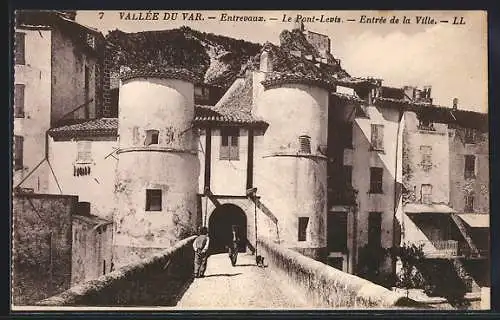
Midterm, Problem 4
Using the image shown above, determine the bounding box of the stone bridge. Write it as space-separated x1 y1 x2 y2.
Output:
36 236 423 309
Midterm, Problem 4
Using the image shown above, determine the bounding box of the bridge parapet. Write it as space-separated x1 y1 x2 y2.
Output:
36 236 196 307
258 238 425 309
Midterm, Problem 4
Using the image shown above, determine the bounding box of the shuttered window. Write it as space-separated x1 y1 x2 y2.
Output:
77 141 92 163
220 128 239 160
370 124 384 151
15 32 25 65
14 84 25 118
464 155 476 179
369 167 383 193
14 135 23 170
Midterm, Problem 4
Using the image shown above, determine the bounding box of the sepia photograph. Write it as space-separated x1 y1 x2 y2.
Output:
11 10 490 311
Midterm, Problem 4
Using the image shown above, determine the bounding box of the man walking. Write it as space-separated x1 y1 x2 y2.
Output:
193 227 210 278
228 225 240 266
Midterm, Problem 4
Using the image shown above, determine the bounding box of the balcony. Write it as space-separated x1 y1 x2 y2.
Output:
432 240 458 256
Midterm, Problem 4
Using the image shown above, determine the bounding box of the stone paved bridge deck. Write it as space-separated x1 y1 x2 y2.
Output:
175 253 310 309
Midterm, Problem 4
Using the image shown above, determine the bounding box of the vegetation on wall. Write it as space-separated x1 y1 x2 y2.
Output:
105 27 261 89
401 129 416 205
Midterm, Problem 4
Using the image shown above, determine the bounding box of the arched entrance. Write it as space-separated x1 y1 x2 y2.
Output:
208 204 247 254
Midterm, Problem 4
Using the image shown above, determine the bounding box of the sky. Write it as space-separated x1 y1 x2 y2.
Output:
76 10 488 113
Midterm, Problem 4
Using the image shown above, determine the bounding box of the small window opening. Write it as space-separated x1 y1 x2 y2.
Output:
299 135 311 154
146 189 162 211
298 217 309 241
145 130 159 146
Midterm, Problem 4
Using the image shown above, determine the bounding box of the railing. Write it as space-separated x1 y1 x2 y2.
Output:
433 240 458 256
35 236 196 307
258 238 424 309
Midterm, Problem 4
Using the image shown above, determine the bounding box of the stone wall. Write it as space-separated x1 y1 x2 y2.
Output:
36 236 196 307
71 214 113 286
12 193 77 305
258 238 423 309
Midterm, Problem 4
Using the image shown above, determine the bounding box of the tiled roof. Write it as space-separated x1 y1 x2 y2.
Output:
49 118 118 138
120 66 202 83
49 97 267 139
330 92 365 104
262 72 334 90
374 97 488 131
194 76 267 127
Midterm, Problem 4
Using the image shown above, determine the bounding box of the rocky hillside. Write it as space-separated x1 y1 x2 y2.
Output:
106 26 262 88
105 26 350 89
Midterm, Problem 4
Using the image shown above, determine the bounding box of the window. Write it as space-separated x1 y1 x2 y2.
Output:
14 135 23 170
368 212 382 248
327 212 348 252
145 129 159 146
14 84 25 118
370 124 384 151
420 145 432 172
421 184 433 204
298 217 309 241
464 128 475 144
369 167 383 193
15 32 25 65
298 135 311 154
342 122 353 148
464 155 476 179
77 141 92 163
220 128 239 160
418 118 435 131
465 195 474 212
343 165 352 187
146 189 162 211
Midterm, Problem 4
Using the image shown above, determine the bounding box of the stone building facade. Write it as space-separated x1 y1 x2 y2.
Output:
14 20 489 287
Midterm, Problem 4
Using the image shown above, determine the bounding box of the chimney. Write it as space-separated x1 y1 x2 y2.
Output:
259 44 273 73
424 85 432 99
403 86 416 102
293 21 305 31
453 98 458 110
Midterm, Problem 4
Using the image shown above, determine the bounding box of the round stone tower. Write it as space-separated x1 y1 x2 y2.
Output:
112 68 200 267
254 72 329 262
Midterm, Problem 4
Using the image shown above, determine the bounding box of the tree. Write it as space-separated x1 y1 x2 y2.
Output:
393 243 425 298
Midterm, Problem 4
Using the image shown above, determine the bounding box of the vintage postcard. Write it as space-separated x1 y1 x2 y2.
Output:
12 10 489 311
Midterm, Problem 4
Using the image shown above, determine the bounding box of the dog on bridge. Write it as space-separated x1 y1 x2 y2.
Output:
256 255 266 268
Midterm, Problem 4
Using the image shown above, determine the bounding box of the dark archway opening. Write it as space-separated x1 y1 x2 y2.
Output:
208 204 247 254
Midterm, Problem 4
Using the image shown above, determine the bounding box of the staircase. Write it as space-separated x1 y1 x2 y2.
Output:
452 258 481 293
451 214 479 257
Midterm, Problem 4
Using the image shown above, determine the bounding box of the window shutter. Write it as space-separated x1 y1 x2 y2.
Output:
14 84 25 118
14 135 23 170
15 32 25 65
77 141 92 163
371 124 384 151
